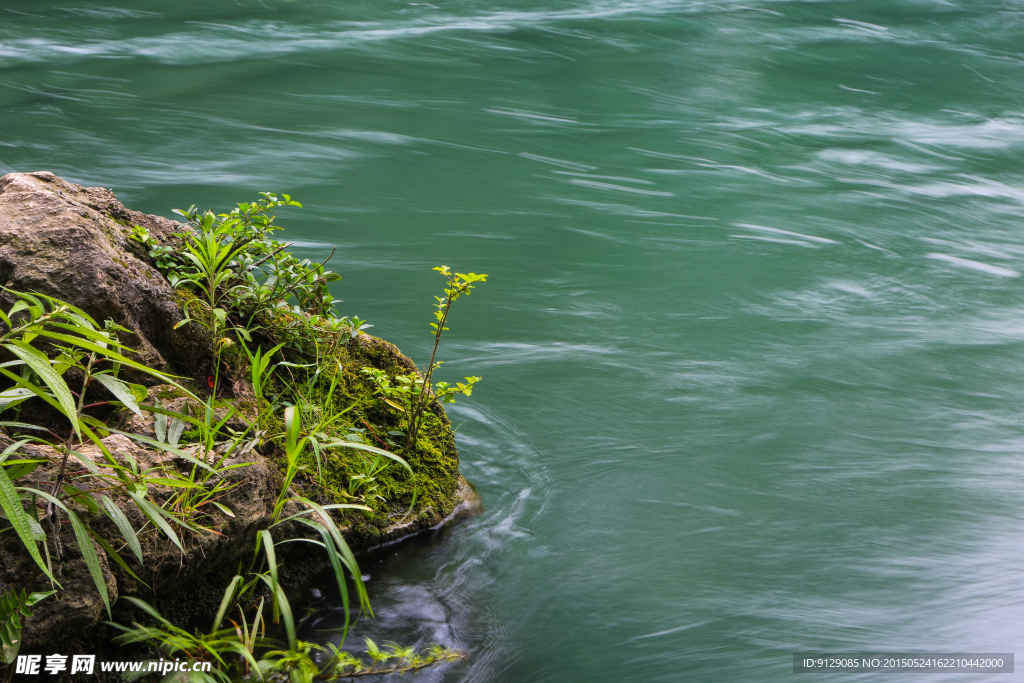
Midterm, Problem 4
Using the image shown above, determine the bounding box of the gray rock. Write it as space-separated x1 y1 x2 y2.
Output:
0 171 211 378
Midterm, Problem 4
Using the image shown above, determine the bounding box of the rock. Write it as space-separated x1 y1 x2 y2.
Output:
0 432 279 652
0 172 480 653
1 429 478 652
0 171 211 378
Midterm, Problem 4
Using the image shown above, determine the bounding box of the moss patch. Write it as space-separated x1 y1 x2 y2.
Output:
264 335 461 544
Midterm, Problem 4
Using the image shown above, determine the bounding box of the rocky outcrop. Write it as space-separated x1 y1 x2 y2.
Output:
0 172 481 653
0 432 279 652
0 171 211 377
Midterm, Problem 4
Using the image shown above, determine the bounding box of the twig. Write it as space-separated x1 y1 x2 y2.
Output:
245 242 293 272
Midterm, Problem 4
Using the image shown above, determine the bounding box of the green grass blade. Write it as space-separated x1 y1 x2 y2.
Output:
292 497 370 614
269 503 371 529
66 509 110 616
0 368 72 431
32 330 176 380
88 529 149 588
257 574 295 651
36 321 121 347
259 530 279 622
0 439 33 464
127 491 184 553
212 575 242 632
119 596 175 628
322 440 412 475
309 521 351 639
100 495 143 564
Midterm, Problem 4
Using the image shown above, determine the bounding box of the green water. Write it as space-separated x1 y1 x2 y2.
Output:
3 1 1024 680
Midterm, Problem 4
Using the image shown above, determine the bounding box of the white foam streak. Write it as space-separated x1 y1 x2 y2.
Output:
926 253 1020 278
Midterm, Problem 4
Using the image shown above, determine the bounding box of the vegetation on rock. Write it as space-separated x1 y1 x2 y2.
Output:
0 178 485 680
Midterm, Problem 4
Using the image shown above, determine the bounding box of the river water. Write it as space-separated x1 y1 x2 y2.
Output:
3 1 1024 680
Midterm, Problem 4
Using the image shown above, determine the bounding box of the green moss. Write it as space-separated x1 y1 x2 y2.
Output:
264 335 461 542
155 385 190 401
173 287 214 328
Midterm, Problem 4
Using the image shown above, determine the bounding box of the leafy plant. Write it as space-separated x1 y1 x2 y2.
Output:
109 404 455 681
131 193 370 363
362 267 486 456
0 588 53 664
5 196 489 678
0 290 204 614
113 595 465 683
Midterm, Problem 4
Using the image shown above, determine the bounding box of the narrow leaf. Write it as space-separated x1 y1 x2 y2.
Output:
212 576 242 632
88 530 149 588
101 496 143 564
127 492 183 553
3 341 78 435
323 439 413 475
211 501 235 518
92 374 142 418
66 508 111 617
0 476 56 585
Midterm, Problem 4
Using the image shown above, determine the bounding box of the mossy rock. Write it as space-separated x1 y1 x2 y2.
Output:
264 333 463 545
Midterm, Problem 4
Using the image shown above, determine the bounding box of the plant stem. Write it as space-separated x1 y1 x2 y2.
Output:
404 296 452 454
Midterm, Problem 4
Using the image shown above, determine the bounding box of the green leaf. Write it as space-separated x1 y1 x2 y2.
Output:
0 589 53 663
153 401 168 443
88 530 149 589
257 574 295 652
167 419 186 448
79 414 110 438
382 398 405 413
32 330 175 381
24 591 55 608
0 422 46 433
63 485 99 514
322 439 413 476
129 384 149 403
119 596 174 628
144 477 201 489
291 497 370 614
0 475 57 586
0 439 33 464
92 374 142 418
259 529 279 620
101 496 143 564
1 459 46 480
212 575 242 632
211 501 235 518
0 388 34 413
65 508 111 616
3 340 78 434
127 491 184 553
